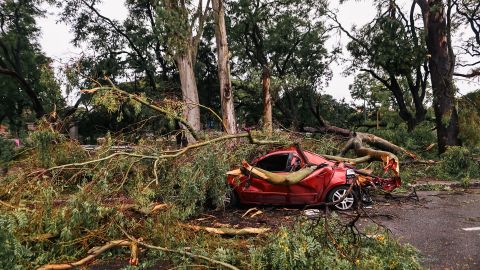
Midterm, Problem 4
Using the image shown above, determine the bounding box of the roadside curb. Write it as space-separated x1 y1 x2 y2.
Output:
411 180 480 189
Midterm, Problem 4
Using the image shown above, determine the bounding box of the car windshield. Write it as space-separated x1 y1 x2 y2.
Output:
255 154 290 172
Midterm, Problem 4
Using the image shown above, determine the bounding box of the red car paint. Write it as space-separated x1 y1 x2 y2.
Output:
227 146 400 206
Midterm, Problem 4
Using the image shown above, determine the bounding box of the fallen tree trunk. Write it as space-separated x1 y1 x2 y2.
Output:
304 124 417 176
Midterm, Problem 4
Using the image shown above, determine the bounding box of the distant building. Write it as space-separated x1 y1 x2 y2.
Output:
0 125 8 137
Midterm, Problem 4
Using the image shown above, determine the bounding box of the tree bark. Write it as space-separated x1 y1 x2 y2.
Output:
418 0 461 153
175 51 201 141
262 66 272 135
212 0 237 134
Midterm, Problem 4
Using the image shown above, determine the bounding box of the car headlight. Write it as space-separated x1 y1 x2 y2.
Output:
346 169 356 180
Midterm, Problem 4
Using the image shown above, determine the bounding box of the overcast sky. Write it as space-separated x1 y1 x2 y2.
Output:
37 0 479 103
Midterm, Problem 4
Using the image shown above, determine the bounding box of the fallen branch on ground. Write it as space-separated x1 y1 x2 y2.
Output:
119 227 240 270
37 228 241 270
118 203 169 215
37 240 131 270
182 224 270 235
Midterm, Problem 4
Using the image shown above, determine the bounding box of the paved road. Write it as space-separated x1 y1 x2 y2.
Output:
361 189 480 270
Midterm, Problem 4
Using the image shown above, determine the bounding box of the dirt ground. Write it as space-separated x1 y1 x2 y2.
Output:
90 187 480 270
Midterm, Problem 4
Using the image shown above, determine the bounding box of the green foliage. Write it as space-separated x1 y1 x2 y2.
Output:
0 137 15 168
458 90 480 148
249 218 422 270
0 193 123 268
91 88 122 114
159 141 262 219
350 72 395 121
0 0 64 126
29 123 86 168
348 16 426 76
439 146 479 180
31 128 61 167
0 213 33 270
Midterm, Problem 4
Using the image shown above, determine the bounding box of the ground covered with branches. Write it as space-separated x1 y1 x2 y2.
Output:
3 125 477 269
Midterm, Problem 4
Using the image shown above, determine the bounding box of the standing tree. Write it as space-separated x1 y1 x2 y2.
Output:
417 0 460 153
0 0 63 125
212 0 236 134
330 1 429 132
228 0 331 133
453 0 480 78
335 0 463 153
158 0 210 138
61 0 210 141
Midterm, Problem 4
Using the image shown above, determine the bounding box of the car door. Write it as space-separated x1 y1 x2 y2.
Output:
286 166 333 204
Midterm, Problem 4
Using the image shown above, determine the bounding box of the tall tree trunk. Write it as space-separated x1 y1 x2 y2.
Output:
176 51 201 140
212 0 237 134
419 0 460 153
262 66 272 135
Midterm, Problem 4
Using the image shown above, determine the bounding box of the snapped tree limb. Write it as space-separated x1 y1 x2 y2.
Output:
37 240 131 270
119 227 240 270
81 85 200 141
182 224 270 235
304 125 418 176
37 131 283 187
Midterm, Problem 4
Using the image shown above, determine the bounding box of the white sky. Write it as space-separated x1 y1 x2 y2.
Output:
37 0 479 104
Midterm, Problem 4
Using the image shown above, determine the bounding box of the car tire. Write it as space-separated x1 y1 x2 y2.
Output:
327 185 357 211
224 188 239 208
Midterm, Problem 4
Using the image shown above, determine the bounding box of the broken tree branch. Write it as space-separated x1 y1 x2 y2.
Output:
119 227 240 270
82 84 199 141
39 132 282 175
38 225 241 270
182 224 270 235
37 240 131 270
322 155 372 165
304 125 417 175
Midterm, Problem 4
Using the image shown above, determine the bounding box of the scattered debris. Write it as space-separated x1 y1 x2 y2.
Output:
242 207 263 218
304 209 322 219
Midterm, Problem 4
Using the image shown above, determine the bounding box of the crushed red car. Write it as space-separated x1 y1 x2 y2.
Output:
226 146 401 210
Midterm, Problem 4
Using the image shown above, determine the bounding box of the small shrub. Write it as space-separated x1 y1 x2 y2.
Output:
30 129 62 168
0 137 15 171
440 146 479 180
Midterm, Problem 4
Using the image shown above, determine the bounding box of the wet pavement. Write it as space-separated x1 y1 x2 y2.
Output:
362 189 480 270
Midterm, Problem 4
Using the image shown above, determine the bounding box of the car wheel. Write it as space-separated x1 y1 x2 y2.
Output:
328 186 357 211
224 188 239 208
